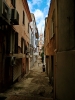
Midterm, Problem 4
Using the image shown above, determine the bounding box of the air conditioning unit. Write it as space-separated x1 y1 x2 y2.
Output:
0 0 10 25
10 9 19 25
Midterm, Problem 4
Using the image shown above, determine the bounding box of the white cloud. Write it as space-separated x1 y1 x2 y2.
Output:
34 9 44 23
44 0 51 17
28 0 42 9
33 9 45 33
47 0 51 7
37 20 45 34
28 1 33 12
27 0 50 34
32 0 42 5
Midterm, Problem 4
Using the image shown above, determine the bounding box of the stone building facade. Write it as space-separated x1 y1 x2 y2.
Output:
44 0 75 100
0 0 32 92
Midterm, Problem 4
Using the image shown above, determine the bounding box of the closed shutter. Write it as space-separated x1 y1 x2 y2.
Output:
15 32 18 53
21 38 25 54
13 58 21 82
21 38 23 53
6 26 12 54
23 11 25 25
12 30 15 53
6 32 11 53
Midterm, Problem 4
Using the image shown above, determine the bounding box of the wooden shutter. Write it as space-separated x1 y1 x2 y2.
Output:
23 11 25 25
15 32 18 53
11 0 16 8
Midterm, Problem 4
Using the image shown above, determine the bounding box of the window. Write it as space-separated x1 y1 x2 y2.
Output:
21 38 26 54
21 38 23 53
11 30 18 53
6 28 18 54
3 2 9 19
50 20 54 39
23 11 25 25
28 23 29 33
15 32 18 53
51 20 54 37
50 10 55 39
11 0 16 8
6 26 11 54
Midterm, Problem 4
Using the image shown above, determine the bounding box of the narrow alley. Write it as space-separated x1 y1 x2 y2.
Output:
0 0 75 100
0 56 53 100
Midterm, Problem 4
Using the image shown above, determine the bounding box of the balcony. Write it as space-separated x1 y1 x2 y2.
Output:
10 9 19 25
0 0 10 25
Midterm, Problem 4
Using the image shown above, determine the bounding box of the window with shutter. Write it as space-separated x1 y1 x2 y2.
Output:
21 38 23 53
23 11 25 25
28 23 29 33
15 32 18 53
11 0 16 8
21 38 26 54
6 27 11 54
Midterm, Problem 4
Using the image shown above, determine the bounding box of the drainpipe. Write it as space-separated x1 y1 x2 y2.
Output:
67 16 70 48
55 0 58 50
74 0 75 47
54 0 58 99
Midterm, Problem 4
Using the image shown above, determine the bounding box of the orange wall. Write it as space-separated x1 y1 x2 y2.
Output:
6 0 30 47
44 0 56 56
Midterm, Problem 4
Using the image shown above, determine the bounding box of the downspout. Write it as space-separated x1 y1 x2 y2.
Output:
55 0 58 50
74 0 75 47
54 0 58 99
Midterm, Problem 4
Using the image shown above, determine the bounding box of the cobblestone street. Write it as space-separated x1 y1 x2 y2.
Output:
0 57 53 100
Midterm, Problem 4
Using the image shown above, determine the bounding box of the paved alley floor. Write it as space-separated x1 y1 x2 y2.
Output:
0 56 53 100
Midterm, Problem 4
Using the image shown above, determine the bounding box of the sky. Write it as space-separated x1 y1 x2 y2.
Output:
27 0 51 34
